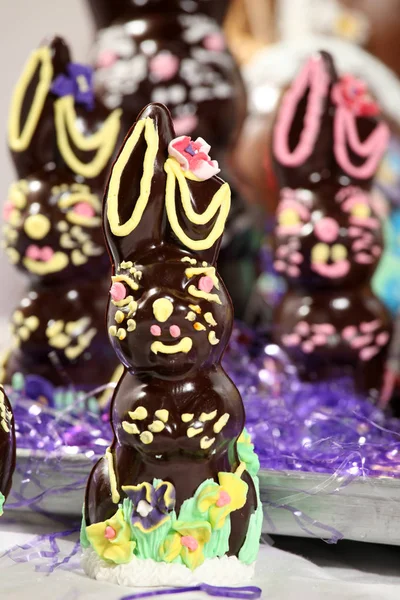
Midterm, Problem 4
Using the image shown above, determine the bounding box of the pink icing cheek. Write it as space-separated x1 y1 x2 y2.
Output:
110 282 126 302
172 115 198 136
149 52 179 81
3 201 14 221
314 217 339 243
198 276 214 293
151 325 162 337
203 33 226 52
180 535 198 552
97 49 118 69
104 526 116 540
216 490 231 507
73 202 95 218
376 332 390 346
169 325 181 338
41 247 54 262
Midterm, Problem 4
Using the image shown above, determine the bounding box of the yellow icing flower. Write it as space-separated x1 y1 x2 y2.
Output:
86 508 136 564
196 472 248 530
159 520 211 570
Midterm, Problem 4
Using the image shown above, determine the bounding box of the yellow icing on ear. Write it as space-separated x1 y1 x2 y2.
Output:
54 95 122 179
188 285 221 305
151 338 193 355
152 298 173 322
8 46 53 152
112 274 138 291
164 157 231 251
107 117 159 237
23 252 69 275
105 447 120 504
204 312 217 327
185 266 219 289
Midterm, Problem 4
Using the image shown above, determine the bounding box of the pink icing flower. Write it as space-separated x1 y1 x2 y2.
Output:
331 74 380 117
198 276 214 293
180 535 198 552
73 202 95 217
168 136 220 181
104 526 116 540
110 282 126 302
149 51 179 81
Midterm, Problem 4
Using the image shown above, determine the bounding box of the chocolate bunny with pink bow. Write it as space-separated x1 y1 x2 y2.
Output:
83 104 260 576
2 36 122 394
272 51 392 398
0 386 15 515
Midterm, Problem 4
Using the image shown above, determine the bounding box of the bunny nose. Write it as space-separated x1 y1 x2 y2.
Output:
24 214 51 240
170 325 181 338
314 218 339 243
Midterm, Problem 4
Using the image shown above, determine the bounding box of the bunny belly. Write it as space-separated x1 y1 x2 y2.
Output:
274 288 392 392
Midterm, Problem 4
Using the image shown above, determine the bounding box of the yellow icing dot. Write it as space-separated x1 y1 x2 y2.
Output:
181 413 194 423
6 248 20 264
23 214 51 240
18 326 30 341
351 203 370 219
109 325 117 337
25 316 39 331
181 256 197 264
71 249 88 266
151 338 193 355
115 310 125 324
9 182 27 210
200 436 216 450
127 319 136 332
112 274 138 291
213 413 230 433
155 409 169 423
105 447 120 504
204 312 217 327
48 333 70 349
278 208 300 227
121 261 133 269
331 244 348 261
185 311 196 322
140 431 154 445
152 298 173 322
117 328 127 340
187 426 204 438
9 209 22 227
208 331 220 346
189 304 202 314
129 407 148 420
194 322 206 331
122 421 140 435
199 410 217 422
311 243 330 264
13 311 24 326
112 295 133 308
149 420 165 433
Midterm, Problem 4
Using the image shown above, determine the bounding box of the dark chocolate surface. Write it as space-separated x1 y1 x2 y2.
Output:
0 388 16 505
85 103 257 556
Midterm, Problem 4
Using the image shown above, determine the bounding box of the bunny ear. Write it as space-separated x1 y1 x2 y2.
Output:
273 51 336 187
8 36 70 178
332 77 389 182
104 103 174 265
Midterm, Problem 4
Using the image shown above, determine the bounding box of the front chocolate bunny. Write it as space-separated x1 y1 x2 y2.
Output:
0 386 16 515
82 103 262 586
272 51 392 398
2 36 122 394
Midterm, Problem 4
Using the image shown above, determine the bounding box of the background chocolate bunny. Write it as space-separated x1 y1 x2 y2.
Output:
0 386 15 514
85 0 264 322
272 51 392 399
2 36 122 394
85 103 258 559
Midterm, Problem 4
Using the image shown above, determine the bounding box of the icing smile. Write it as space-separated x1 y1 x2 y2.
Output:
151 338 193 355
23 248 69 274
311 242 350 279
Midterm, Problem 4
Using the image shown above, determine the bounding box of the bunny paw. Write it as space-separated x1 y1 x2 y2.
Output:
341 320 389 360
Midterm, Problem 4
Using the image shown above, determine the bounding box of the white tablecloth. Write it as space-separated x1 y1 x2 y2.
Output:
1 522 400 600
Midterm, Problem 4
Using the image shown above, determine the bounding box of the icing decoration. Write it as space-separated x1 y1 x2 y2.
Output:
149 420 165 433
129 407 148 420
54 95 122 179
140 431 154 445
188 285 221 305
23 214 51 240
189 304 202 314
23 252 69 275
85 509 136 564
331 74 380 117
8 47 53 151
273 55 329 167
153 298 174 323
186 312 197 322
194 323 206 331
208 332 220 346
107 118 158 237
122 481 176 533
112 274 139 291
199 277 214 293
169 325 181 338
187 426 204 438
159 521 212 570
151 338 193 355
106 447 120 504
122 421 140 435
155 410 169 423
196 472 248 530
164 158 230 251
199 411 217 422
150 325 162 336
200 436 216 450
213 413 230 434
168 136 220 181
181 257 197 265
204 312 217 327
185 266 219 289
181 413 194 423
51 62 95 110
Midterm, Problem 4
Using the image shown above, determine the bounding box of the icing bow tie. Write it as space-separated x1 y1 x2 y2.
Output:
121 583 262 599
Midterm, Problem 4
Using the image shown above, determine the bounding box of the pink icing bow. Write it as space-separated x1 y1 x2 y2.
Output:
331 74 380 117
168 136 220 181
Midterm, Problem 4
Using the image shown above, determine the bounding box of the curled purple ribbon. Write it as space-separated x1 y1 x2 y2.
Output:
121 583 262 600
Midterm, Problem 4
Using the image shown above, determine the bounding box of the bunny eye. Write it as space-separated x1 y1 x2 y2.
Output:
198 276 214 293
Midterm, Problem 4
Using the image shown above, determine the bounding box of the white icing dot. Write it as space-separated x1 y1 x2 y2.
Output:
137 499 153 518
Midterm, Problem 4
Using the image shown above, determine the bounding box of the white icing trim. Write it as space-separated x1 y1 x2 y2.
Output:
244 36 400 124
82 548 255 587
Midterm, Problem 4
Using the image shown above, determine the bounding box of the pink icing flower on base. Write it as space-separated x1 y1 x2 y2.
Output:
168 136 220 181
331 74 380 117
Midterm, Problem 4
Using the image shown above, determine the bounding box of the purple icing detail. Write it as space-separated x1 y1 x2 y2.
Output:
185 144 196 157
125 482 175 531
51 63 95 110
121 583 262 599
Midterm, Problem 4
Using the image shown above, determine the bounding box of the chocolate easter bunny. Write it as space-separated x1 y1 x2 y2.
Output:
0 387 15 515
272 51 392 397
2 36 122 393
82 104 262 585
